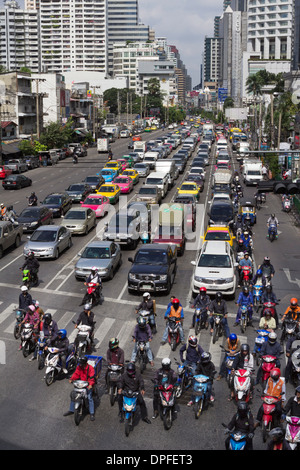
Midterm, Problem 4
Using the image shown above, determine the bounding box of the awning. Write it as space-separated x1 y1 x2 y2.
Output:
1 142 22 155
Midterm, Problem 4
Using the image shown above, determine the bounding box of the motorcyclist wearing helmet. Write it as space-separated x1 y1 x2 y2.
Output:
259 256 275 283
194 351 216 403
74 303 96 344
28 192 38 206
80 266 102 305
64 356 96 421
234 286 254 326
261 285 279 326
255 332 282 385
284 385 300 419
117 362 151 424
282 298 300 324
161 298 184 344
237 252 253 287
267 427 291 450
135 292 157 334
18 285 33 310
45 329 70 374
229 343 254 401
191 287 210 328
20 304 40 329
240 230 253 256
21 252 39 287
30 312 59 362
225 401 255 450
152 358 177 419
180 335 204 376
217 333 241 380
267 213 279 238
256 368 285 427
208 292 230 338
284 332 300 383
105 338 124 388
131 316 154 366
250 268 266 288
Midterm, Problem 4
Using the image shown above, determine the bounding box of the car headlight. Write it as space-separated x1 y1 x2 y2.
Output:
128 273 137 280
160 275 168 281
30 221 38 226
224 277 234 283
194 276 204 282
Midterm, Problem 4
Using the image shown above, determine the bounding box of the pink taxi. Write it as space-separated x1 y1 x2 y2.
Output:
114 175 133 194
80 194 110 218
117 159 128 172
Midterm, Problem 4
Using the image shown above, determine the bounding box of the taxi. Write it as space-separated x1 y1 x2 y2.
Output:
80 194 110 218
177 182 201 201
122 155 134 168
104 160 122 175
96 183 121 204
117 159 128 172
100 168 118 183
151 125 157 130
113 175 133 194
144 127 152 132
202 225 235 247
122 168 139 185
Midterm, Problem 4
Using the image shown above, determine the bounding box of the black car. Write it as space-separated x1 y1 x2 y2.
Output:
208 201 234 227
41 192 72 217
17 206 53 232
65 183 91 203
127 243 177 294
2 174 32 190
82 175 105 191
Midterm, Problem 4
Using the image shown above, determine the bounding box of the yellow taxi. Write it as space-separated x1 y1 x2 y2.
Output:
177 182 201 201
202 225 235 247
144 127 152 132
122 168 140 185
151 125 157 130
96 183 121 204
104 160 122 175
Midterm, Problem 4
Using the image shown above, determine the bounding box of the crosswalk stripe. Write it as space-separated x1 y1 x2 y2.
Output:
0 304 18 326
92 317 116 349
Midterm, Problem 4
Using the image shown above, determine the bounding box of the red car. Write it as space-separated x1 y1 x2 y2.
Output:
0 166 12 179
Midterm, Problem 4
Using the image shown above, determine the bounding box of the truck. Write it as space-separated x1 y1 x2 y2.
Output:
243 159 263 186
5 159 27 173
101 125 119 141
97 138 110 153
0 220 23 259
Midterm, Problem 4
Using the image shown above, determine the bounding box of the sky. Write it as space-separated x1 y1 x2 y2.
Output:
139 0 223 88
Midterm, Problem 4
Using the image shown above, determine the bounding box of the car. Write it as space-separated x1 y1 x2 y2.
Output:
134 163 150 178
202 225 235 247
61 206 96 235
65 183 91 203
152 203 186 255
122 169 139 185
191 241 237 297
104 160 122 175
25 155 40 170
0 166 12 179
75 240 122 280
96 184 121 204
23 225 72 259
121 155 135 168
40 192 72 217
2 174 32 190
80 194 110 218
16 206 53 233
127 243 177 294
113 175 133 194
100 168 118 183
82 175 105 191
208 200 234 227
117 159 128 172
185 174 204 192
103 212 141 249
177 182 201 201
135 185 162 204
0 220 23 259
120 129 130 138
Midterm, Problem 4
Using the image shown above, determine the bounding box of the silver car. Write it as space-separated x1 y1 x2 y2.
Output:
134 163 150 177
61 207 96 235
75 240 122 280
23 225 72 259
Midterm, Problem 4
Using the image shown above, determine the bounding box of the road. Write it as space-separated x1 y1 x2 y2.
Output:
0 129 299 451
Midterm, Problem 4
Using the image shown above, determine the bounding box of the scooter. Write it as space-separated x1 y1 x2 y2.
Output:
13 308 26 339
167 318 181 351
260 355 277 387
192 374 212 419
107 364 123 406
174 360 194 398
137 309 157 334
194 307 208 335
73 323 94 357
156 380 176 430
36 331 47 370
212 314 225 344
238 304 252 334
260 301 279 324
20 323 39 358
253 329 269 366
290 349 300 387
220 346 240 386
121 389 139 436
280 318 298 345
222 423 249 450
136 340 148 374
233 369 252 403
261 394 282 442
268 223 278 242
252 284 264 310
44 345 77 386
285 416 300 450
81 282 100 307
240 266 252 288
282 196 292 212
71 380 89 426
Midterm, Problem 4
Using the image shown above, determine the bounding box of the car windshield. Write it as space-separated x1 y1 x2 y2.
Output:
67 185 84 191
65 211 86 220
108 215 135 228
135 164 146 168
139 187 156 195
198 254 231 268
81 246 110 259
211 206 233 219
181 184 196 191
206 231 230 241
158 225 182 237
115 177 129 184
85 177 98 183
84 197 103 205
19 209 40 218
30 230 57 242
101 170 113 175
43 196 61 204
134 250 167 265
105 163 117 168
147 178 163 185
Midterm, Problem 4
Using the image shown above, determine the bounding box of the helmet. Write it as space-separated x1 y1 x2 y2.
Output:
241 343 250 355
266 285 272 292
58 329 67 339
84 303 91 310
238 239 244 245
91 266 98 272
264 256 270 264
271 213 275 218
43 313 52 325
215 292 222 302
143 292 150 298
264 308 272 317
256 268 262 276
28 305 35 312
269 427 284 442
126 362 136 376
237 401 248 417
242 286 249 294
188 335 198 347
268 331 277 344
137 316 146 328
78 356 87 367
161 357 171 370
201 351 211 363
21 285 28 292
290 298 298 308
109 337 119 350
229 333 237 344
172 298 180 309
295 386 300 395
270 368 281 381
35 300 40 307
199 287 207 294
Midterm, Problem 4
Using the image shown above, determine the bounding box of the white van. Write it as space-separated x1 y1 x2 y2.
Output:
155 159 177 188
145 171 169 198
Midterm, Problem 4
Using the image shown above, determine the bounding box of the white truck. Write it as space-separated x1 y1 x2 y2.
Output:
243 160 263 185
133 141 147 159
97 138 110 153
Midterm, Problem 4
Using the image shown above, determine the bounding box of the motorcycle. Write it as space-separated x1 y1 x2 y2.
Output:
220 346 240 386
260 192 266 204
212 314 225 344
44 345 77 386
280 318 298 345
73 323 94 357
193 307 208 335
233 369 252 403
253 329 269 366
237 304 252 334
174 360 194 398
21 269 31 288
107 364 123 406
222 423 250 450
136 340 148 374
268 223 278 242
26 196 37 206
252 284 264 310
155 379 176 430
70 380 89 426
285 416 300 450
282 196 292 212
192 374 212 419
260 394 282 442
72 155 78 164
81 282 101 307
166 318 181 351
137 309 156 334
121 389 139 436
13 308 26 339
260 301 279 323
290 349 300 387
20 323 39 358
260 355 277 387
240 266 252 288
36 331 47 370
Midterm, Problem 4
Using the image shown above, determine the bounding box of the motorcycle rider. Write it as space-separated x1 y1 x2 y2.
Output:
105 338 124 388
261 285 279 325
135 292 157 334
256 368 286 427
45 328 70 374
180 335 204 378
117 362 151 424
267 213 279 238
284 385 300 418
161 298 184 345
152 357 177 419
0 203 7 219
234 286 254 326
208 292 230 338
258 309 276 331
258 256 275 284
229 343 254 401
250 268 266 288
284 332 300 383
191 287 210 328
281 298 300 342
21 252 40 287
19 304 40 350
81 266 102 306
28 192 38 206
237 252 253 288
74 303 95 345
192 351 216 404
224 401 255 450
255 331 282 385
267 427 290 450
64 355 96 421
131 316 154 366
5 205 17 224
18 285 33 311
217 333 241 381
240 230 253 256
29 312 59 361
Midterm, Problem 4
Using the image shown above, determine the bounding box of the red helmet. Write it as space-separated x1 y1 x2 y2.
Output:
172 298 180 305
200 287 207 294
270 368 281 381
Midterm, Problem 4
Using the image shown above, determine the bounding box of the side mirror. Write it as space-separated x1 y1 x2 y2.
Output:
191 261 196 266
128 257 134 263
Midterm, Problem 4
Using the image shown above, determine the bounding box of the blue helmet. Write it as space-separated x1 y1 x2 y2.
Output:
58 329 67 339
229 333 237 343
256 268 262 276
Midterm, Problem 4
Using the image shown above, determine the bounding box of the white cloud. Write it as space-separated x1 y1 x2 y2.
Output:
139 0 223 87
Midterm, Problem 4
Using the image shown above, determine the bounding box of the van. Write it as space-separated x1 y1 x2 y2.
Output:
145 171 169 198
152 203 186 255
39 150 59 166
155 159 176 188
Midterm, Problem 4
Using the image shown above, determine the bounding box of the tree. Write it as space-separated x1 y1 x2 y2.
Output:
39 118 74 149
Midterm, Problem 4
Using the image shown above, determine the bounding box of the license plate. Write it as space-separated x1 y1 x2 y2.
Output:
141 284 152 289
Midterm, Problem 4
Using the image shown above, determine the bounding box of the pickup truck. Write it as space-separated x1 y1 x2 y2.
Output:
5 159 28 173
127 243 177 294
0 220 23 258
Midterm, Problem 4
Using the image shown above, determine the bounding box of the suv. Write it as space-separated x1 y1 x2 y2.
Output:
135 185 162 204
128 243 177 294
0 220 23 258
191 241 237 297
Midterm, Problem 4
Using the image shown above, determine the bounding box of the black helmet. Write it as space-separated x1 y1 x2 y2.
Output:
241 343 250 355
237 401 248 417
43 313 52 325
215 292 222 302
269 427 284 442
201 351 211 363
242 286 249 295
109 337 119 351
127 362 136 376
78 356 87 367
137 316 146 328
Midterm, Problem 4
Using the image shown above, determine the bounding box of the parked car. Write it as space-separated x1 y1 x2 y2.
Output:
5 159 27 173
2 174 32 189
0 166 12 179
40 192 72 217
16 206 53 233
65 183 91 203
0 220 23 259
25 155 40 170
61 207 96 235
75 240 122 280
23 225 72 259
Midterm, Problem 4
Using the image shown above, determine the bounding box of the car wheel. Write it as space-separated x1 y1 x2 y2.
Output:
54 248 60 259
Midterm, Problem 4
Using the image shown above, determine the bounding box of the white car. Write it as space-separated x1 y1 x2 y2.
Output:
191 241 237 297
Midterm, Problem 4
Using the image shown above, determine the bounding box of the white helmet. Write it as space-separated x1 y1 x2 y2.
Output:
91 266 98 272
21 286 28 292
143 292 150 298
84 303 91 310
162 357 171 370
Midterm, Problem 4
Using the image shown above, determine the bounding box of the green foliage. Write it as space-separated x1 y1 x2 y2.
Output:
39 118 74 149
18 140 35 156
